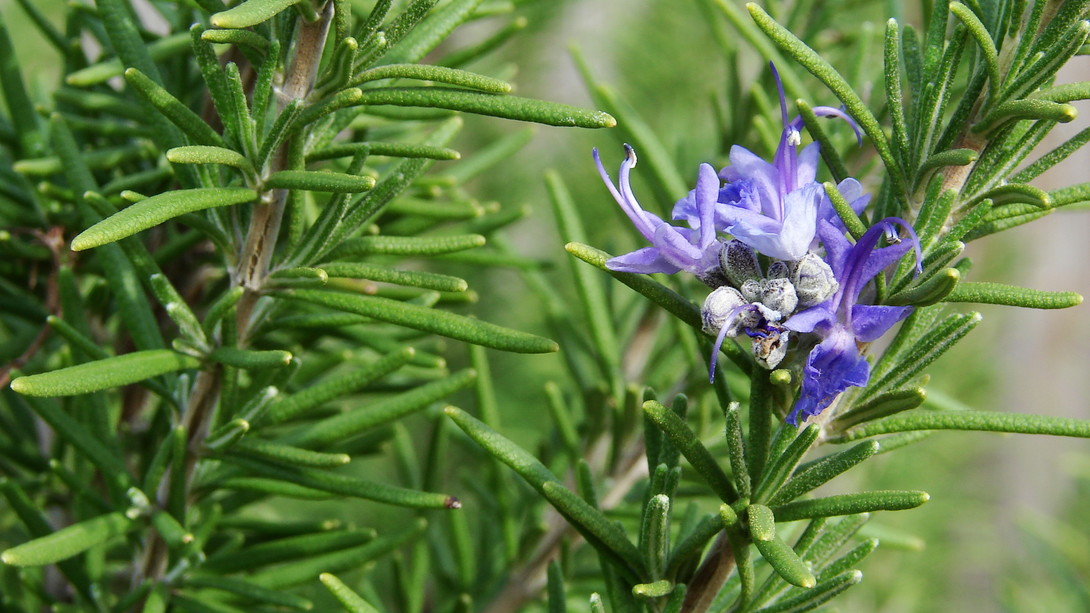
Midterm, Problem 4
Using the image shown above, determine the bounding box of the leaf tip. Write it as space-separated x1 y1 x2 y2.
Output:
8 377 29 395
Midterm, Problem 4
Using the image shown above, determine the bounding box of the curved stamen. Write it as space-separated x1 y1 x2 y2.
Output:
708 303 752 382
789 106 864 146
593 146 658 242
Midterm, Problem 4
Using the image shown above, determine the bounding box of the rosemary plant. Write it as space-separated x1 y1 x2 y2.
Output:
1 1 1089 612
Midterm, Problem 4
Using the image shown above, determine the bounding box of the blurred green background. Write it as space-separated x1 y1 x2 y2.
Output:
2 1 1088 611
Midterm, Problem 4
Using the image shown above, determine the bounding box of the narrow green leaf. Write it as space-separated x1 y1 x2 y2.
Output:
752 570 862 613
816 538 878 581
665 513 721 577
444 406 560 490
726 402 752 499
208 347 293 369
769 441 880 506
211 0 302 28
918 148 977 176
263 347 414 424
232 438 350 467
640 494 671 580
321 573 381 613
753 425 820 504
884 19 908 164
329 234 485 258
71 188 256 250
832 409 1090 441
309 141 460 161
547 170 621 393
770 491 930 522
643 401 737 502
949 3 1000 101
223 455 459 509
380 0 484 64
974 99 1078 134
864 312 981 399
565 242 701 329
204 529 375 573
542 481 647 581
321 262 467 292
1 512 133 566
632 580 674 600
97 0 163 82
124 68 225 147
355 87 615 128
200 28 270 50
66 32 191 87
183 576 311 610
287 369 477 447
353 63 509 93
833 388 927 430
280 289 559 353
571 49 688 204
887 268 960 306
944 282 1082 309
547 561 567 613
248 519 426 588
167 146 255 175
11 350 200 397
748 504 815 588
974 183 1052 208
0 480 96 599
266 170 377 193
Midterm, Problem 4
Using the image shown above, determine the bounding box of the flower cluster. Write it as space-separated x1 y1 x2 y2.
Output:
594 65 920 426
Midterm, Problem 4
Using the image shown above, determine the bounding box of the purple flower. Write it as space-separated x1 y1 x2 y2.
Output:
683 63 864 261
782 218 922 425
595 144 723 282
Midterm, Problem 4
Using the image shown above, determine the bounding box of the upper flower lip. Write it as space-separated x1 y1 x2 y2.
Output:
595 145 723 278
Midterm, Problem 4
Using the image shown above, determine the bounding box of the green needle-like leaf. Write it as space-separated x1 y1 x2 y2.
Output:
124 68 224 147
833 409 1090 441
355 87 615 128
264 347 414 425
444 406 560 490
166 146 256 175
748 504 816 588
286 370 477 447
753 425 820 504
281 289 558 353
640 494 671 580
66 32 191 87
948 3 1000 102
211 0 302 28
944 282 1083 308
223 455 459 509
541 481 647 582
643 400 737 502
266 170 377 193
769 441 881 506
353 64 510 93
208 347 293 369
72 188 256 250
329 234 485 258
11 350 200 397
1 512 134 566
770 491 930 522
753 570 862 613
321 573 381 613
887 268 960 306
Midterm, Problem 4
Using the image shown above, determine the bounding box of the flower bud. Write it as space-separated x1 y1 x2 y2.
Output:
702 286 755 336
719 240 761 288
767 261 790 280
792 253 839 307
759 277 799 316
